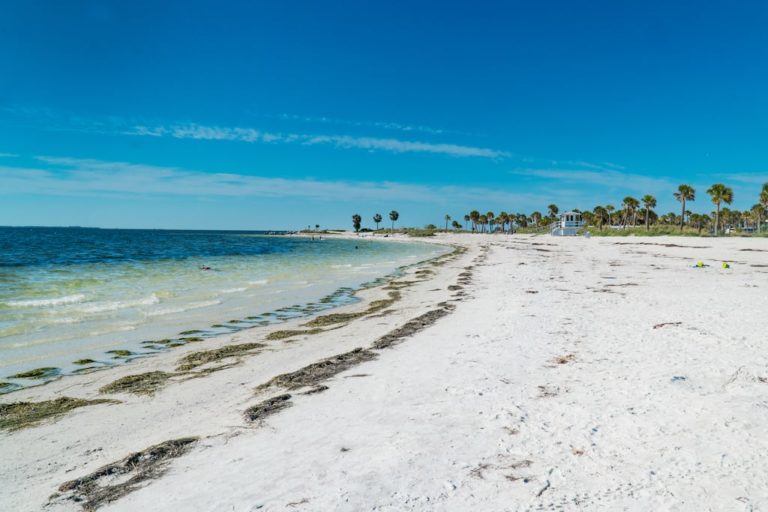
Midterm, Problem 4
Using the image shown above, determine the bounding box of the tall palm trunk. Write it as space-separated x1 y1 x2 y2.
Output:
680 200 685 232
645 211 650 231
714 204 720 236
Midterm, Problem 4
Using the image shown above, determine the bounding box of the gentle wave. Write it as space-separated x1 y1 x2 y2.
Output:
220 287 247 294
74 294 160 314
248 279 268 286
2 294 87 308
147 299 221 317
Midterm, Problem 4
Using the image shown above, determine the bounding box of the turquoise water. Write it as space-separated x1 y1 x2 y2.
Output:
0 228 445 389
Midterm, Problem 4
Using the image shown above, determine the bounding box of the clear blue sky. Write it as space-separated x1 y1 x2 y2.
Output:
2 0 767 229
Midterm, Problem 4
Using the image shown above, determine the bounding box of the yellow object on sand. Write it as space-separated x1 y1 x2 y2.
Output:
722 262 730 269
696 261 705 268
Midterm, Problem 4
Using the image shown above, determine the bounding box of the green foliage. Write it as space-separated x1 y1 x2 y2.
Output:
406 229 436 237
588 226 706 237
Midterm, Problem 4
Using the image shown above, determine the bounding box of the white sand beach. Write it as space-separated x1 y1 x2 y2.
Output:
2 234 768 511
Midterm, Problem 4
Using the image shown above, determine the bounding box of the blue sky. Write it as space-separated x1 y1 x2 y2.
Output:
1 0 767 229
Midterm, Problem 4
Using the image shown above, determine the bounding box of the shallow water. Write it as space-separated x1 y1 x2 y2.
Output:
0 227 445 388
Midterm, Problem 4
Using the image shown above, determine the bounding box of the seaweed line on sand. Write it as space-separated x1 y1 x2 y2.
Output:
0 397 118 432
52 437 198 511
244 394 293 422
175 342 266 372
99 371 177 396
303 290 402 328
257 301 457 393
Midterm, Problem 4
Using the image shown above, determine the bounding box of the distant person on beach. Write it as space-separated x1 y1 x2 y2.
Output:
200 265 211 271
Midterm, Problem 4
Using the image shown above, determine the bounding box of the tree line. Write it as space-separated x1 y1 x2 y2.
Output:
454 183 767 235
352 210 399 233
350 183 768 235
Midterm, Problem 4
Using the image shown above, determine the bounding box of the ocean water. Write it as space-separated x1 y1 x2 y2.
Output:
0 227 446 390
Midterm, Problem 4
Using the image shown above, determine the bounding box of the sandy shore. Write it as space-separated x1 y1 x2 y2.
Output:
2 234 768 511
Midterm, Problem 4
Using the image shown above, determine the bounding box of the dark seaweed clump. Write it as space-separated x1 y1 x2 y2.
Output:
0 397 116 432
54 438 198 510
257 348 376 391
99 371 176 396
303 291 401 328
8 367 61 379
176 342 266 372
244 394 292 422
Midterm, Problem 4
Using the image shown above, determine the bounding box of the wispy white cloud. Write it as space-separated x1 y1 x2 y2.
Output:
300 134 507 158
3 156 538 206
276 113 450 135
125 123 509 159
3 103 505 159
0 152 19 158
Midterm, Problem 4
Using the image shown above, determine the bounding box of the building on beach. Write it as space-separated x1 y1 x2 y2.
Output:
551 211 584 236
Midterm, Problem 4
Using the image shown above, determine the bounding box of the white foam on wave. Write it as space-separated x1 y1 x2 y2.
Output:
2 294 87 308
248 279 269 286
147 299 221 317
48 316 82 325
331 264 353 269
75 294 160 314
220 287 247 294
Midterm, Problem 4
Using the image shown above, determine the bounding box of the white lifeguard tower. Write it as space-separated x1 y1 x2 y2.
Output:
551 211 584 236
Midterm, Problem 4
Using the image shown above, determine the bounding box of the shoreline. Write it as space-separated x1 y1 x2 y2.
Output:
0 234 447 394
0 234 475 511
3 234 768 510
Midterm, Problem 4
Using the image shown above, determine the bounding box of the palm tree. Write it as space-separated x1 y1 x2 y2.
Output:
444 214 451 232
689 213 706 234
352 214 362 233
642 195 657 231
605 204 616 226
486 211 495 233
673 185 695 232
759 183 768 233
530 211 542 226
451 220 462 230
547 204 559 220
469 210 480 233
373 213 382 231
389 210 399 231
498 211 509 233
463 214 470 230
478 214 488 233
750 204 764 233
593 206 608 230
621 196 639 227
315 224 320 232
707 183 734 235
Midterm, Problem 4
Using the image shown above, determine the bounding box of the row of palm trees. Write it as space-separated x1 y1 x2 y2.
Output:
352 211 399 233
456 182 768 235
